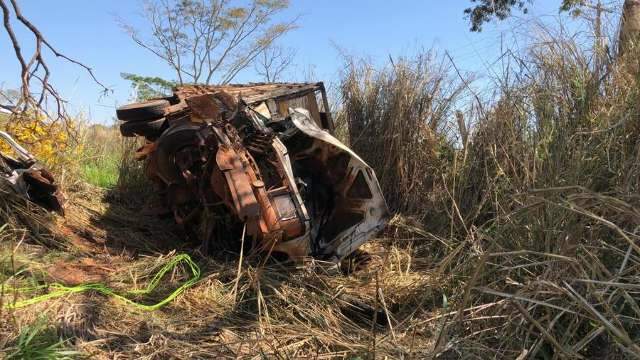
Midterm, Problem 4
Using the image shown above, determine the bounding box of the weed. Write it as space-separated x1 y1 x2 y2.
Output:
80 157 119 188
3 318 80 359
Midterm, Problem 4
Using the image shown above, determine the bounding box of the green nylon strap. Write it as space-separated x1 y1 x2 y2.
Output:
2 254 201 311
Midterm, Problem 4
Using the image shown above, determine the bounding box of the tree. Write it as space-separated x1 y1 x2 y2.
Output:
619 0 640 55
464 0 600 32
120 73 176 101
465 0 530 32
465 1 640 59
254 44 295 82
119 0 297 85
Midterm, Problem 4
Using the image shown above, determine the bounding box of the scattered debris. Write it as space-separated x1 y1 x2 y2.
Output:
0 130 65 214
117 82 389 261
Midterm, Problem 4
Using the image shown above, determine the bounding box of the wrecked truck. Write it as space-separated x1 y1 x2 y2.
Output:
117 83 389 261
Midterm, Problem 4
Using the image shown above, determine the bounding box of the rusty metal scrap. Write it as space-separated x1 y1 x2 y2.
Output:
0 131 65 214
117 82 389 261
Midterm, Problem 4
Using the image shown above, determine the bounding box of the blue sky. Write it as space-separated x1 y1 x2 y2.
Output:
0 1 567 123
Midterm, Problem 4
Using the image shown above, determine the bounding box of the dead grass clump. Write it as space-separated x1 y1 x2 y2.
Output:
340 20 640 358
446 189 640 358
339 51 466 216
0 185 64 250
2 221 446 358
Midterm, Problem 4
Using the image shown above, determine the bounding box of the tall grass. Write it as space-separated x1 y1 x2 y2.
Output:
339 52 466 217
76 124 125 189
340 21 640 358
71 123 150 194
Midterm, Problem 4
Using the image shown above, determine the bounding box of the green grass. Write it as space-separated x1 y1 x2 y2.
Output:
4 318 80 360
81 156 119 188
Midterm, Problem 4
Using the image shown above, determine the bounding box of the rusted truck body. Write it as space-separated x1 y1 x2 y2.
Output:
117 82 389 261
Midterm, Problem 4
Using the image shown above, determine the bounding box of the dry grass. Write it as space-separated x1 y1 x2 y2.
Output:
338 51 466 217
339 21 640 359
1 129 445 358
1 184 448 358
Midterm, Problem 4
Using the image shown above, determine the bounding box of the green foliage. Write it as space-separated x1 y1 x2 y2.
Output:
465 0 592 31
560 0 588 16
4 318 80 359
465 0 531 31
78 125 126 188
120 73 176 101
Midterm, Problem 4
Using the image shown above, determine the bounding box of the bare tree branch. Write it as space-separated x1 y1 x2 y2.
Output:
1 0 109 122
255 44 296 82
119 0 297 85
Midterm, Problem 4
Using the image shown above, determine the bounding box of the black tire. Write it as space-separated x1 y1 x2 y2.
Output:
154 124 202 184
116 99 169 122
120 118 168 140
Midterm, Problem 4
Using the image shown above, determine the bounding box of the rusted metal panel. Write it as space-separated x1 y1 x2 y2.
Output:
172 83 322 107
318 83 335 132
287 108 389 260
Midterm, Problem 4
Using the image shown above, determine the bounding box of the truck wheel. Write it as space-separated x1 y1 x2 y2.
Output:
116 99 169 122
120 118 167 139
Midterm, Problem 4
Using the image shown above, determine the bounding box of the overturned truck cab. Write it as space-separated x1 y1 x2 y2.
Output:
117 83 389 261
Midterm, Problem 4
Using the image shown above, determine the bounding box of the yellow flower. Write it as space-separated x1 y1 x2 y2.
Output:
1 114 81 171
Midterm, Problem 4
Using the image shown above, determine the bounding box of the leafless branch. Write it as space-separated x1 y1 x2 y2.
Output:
255 44 296 82
119 0 297 85
0 0 109 122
